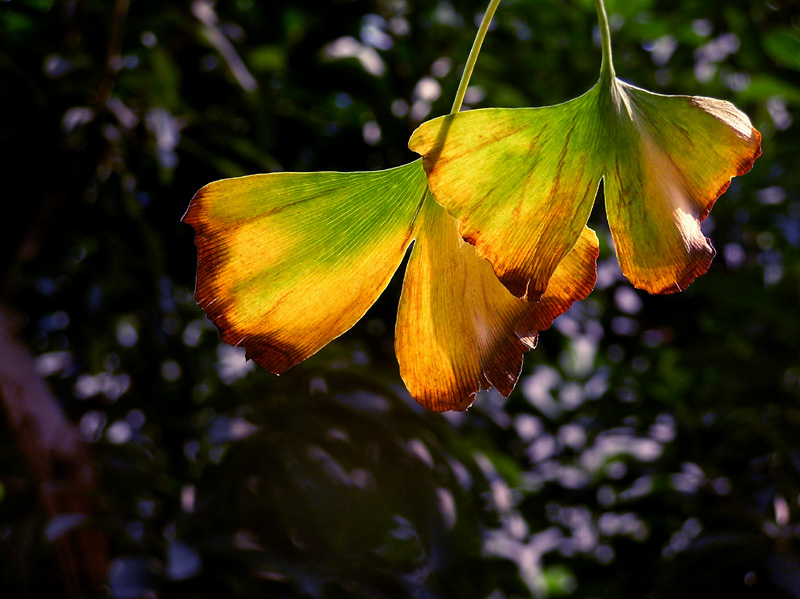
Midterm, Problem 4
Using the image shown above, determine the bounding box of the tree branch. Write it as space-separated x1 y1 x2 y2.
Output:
0 306 108 597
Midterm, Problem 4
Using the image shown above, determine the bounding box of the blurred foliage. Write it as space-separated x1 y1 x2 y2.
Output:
1 0 800 597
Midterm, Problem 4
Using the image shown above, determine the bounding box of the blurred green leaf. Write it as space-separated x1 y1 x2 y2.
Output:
763 29 800 71
249 45 287 73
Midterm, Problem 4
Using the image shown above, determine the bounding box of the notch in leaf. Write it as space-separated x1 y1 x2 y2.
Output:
409 0 761 299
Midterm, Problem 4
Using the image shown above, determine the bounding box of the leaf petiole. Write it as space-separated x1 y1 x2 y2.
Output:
450 0 502 115
594 0 616 84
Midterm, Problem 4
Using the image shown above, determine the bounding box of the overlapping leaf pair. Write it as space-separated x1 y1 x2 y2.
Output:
184 0 761 411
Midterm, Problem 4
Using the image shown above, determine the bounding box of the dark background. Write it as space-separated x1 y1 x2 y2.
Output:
1 0 799 597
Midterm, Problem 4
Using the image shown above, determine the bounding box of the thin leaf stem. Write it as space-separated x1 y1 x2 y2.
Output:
594 0 616 84
451 0 502 115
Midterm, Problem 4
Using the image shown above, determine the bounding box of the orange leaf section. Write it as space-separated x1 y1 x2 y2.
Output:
396 195 599 411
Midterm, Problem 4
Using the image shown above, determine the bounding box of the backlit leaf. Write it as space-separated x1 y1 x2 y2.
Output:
409 91 603 299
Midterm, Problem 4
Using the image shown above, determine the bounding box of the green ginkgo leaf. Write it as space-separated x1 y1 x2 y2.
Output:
183 162 426 375
409 0 761 298
183 160 599 411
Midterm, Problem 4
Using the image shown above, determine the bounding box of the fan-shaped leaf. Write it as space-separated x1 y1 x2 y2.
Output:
183 162 426 373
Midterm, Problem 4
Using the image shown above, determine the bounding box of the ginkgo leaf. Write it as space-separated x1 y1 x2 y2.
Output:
409 92 604 300
603 84 761 292
396 194 599 411
182 162 427 374
409 38 761 298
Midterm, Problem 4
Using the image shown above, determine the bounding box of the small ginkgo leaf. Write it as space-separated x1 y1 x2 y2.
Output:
409 10 761 297
182 162 427 374
396 192 598 411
